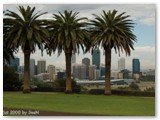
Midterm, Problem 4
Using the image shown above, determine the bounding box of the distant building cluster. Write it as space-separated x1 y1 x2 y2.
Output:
7 49 155 82
8 58 65 82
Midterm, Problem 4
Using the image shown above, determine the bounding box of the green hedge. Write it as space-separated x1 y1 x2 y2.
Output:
31 85 81 93
89 89 155 97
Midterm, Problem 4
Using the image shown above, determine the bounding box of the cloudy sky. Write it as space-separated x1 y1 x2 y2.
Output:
3 4 155 71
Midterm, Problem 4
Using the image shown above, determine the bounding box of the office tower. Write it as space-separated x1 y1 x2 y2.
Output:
132 59 140 74
37 60 46 74
30 59 35 79
95 69 101 80
118 58 125 72
100 66 105 76
89 65 96 80
82 57 90 78
71 53 76 64
72 64 86 79
92 48 100 69
18 65 24 79
47 65 56 81
9 57 20 72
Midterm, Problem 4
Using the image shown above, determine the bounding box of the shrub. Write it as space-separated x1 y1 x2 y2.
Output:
53 79 81 93
32 82 54 92
31 78 81 93
3 65 22 91
129 82 140 90
89 89 155 97
144 87 155 92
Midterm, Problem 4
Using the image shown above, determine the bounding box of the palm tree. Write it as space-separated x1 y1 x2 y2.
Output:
3 40 15 64
4 6 49 93
90 10 136 95
3 11 15 64
47 10 89 93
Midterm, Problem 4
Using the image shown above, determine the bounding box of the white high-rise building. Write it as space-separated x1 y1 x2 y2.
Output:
47 65 56 81
30 59 35 79
95 69 101 80
118 58 125 72
37 60 46 74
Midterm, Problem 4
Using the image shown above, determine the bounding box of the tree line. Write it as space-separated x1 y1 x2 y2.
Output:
3 6 136 95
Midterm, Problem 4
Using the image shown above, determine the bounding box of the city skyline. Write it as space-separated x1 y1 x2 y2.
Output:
3 4 155 70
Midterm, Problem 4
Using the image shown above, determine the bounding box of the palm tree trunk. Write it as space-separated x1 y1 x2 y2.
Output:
104 47 111 95
65 52 72 93
23 51 31 93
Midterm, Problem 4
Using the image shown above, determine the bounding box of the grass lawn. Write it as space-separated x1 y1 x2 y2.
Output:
3 92 155 116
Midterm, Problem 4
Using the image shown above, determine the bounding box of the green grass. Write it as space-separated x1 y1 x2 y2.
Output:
3 92 155 116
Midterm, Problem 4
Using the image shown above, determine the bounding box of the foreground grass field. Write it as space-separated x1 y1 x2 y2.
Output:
3 92 155 116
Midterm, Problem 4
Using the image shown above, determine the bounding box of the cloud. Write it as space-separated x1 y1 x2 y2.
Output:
3 4 155 26
110 46 155 70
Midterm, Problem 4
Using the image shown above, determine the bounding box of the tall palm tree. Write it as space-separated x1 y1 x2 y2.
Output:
3 40 15 64
90 10 136 95
3 11 15 64
47 10 89 93
4 6 49 93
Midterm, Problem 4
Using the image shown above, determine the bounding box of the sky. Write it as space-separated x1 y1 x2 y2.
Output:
3 4 156 71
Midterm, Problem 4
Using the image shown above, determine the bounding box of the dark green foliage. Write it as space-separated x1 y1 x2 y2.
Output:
129 82 140 90
53 79 81 93
89 89 155 97
30 78 54 92
30 78 81 93
144 87 155 92
90 9 136 56
4 6 49 53
46 10 89 55
3 65 22 91
33 83 54 92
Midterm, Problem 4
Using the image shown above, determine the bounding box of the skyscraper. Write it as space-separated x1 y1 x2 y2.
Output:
30 59 35 79
100 66 105 76
82 57 90 78
89 65 96 80
9 57 20 72
95 69 101 80
18 65 24 79
47 65 56 81
118 58 125 71
92 48 100 69
71 53 76 64
72 64 86 79
132 59 140 74
37 60 46 74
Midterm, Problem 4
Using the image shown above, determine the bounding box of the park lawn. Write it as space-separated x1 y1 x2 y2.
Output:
3 92 155 116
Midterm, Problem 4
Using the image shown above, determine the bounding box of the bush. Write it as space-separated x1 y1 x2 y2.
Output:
53 79 81 93
111 90 155 97
30 78 81 93
32 82 54 92
89 89 104 95
89 89 155 97
3 65 22 91
129 82 140 90
144 87 155 92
